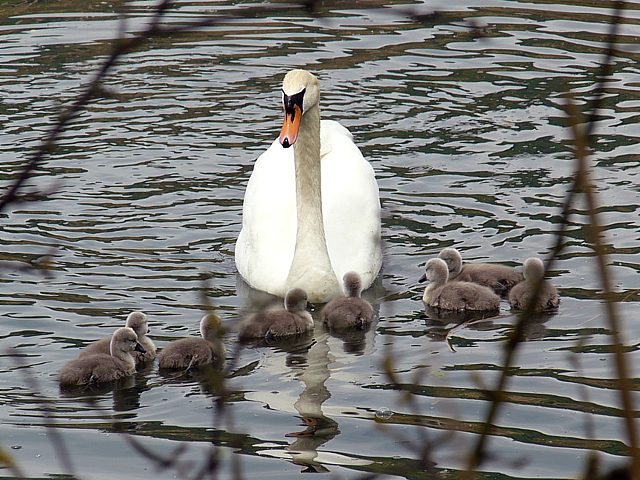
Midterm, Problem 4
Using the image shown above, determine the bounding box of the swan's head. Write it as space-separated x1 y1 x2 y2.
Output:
200 312 224 341
342 271 363 298
523 257 545 283
110 327 146 357
419 258 449 286
438 247 462 277
284 287 309 312
125 311 149 338
279 69 320 148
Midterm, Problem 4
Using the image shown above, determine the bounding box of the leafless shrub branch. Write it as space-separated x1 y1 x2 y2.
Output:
464 1 635 476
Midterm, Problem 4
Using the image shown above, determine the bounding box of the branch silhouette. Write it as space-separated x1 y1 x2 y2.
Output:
464 1 635 476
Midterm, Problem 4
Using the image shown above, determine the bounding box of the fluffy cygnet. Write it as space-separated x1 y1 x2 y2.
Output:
59 327 145 387
238 288 313 341
421 258 500 311
509 257 560 312
438 247 522 296
157 313 225 370
79 311 156 364
321 272 373 330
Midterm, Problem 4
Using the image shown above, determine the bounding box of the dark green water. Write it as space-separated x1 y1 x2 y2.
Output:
1 1 639 478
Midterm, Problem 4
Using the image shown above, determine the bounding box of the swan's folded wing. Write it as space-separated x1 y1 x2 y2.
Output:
235 139 296 297
320 120 382 290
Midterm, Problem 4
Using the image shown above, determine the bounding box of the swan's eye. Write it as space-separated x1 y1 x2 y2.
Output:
282 88 306 114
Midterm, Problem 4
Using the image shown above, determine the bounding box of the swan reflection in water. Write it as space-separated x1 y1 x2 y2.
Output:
238 282 379 472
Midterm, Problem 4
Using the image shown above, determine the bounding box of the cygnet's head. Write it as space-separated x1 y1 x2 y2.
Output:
523 257 545 282
279 69 320 148
342 271 363 298
421 258 449 285
110 327 145 357
284 288 308 312
199 312 224 341
125 311 149 338
438 247 462 276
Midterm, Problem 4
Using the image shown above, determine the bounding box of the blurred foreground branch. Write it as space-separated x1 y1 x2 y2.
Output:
0 0 320 215
464 1 636 477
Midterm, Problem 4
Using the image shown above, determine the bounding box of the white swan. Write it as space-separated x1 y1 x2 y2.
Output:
235 69 382 303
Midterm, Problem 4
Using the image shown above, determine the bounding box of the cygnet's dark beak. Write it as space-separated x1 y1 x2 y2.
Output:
418 273 427 283
134 342 146 354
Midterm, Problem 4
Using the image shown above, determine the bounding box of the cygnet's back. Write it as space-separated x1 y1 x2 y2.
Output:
509 257 559 312
439 247 522 296
157 313 225 370
238 288 313 341
422 258 500 312
321 272 373 330
59 327 145 387
80 311 156 364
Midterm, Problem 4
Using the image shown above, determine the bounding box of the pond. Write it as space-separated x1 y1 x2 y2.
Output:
1 1 639 478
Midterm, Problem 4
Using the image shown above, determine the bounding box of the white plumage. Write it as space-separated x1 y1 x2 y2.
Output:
235 70 381 303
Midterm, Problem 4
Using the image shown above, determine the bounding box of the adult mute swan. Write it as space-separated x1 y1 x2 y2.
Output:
235 69 382 303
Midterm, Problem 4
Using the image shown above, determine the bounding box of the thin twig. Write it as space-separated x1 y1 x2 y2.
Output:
11 354 78 478
464 2 629 475
0 0 307 214
567 96 638 472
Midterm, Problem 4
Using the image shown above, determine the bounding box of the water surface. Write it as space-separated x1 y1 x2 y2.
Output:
1 1 640 478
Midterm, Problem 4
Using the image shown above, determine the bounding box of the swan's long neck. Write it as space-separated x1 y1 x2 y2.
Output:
285 105 340 303
112 346 135 369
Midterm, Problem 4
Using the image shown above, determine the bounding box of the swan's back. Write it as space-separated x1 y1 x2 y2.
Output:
157 337 217 369
79 337 111 357
321 299 373 330
238 310 309 340
59 354 134 386
427 282 500 312
509 281 559 312
454 263 522 296
439 247 521 296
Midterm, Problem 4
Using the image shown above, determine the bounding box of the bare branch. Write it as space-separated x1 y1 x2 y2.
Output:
464 2 633 476
0 0 308 214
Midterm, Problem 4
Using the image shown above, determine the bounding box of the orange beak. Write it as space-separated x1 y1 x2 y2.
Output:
279 104 302 148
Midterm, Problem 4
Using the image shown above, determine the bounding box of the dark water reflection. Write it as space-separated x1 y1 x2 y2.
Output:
1 0 640 478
